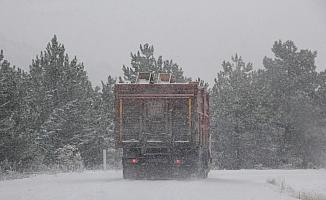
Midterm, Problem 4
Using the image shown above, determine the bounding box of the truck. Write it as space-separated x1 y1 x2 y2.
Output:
114 72 210 179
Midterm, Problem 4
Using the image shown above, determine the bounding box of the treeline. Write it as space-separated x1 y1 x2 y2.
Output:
0 37 190 172
211 41 326 169
1 36 325 172
0 36 116 171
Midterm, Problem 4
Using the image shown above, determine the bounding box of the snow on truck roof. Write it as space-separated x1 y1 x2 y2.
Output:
116 82 199 85
115 81 207 93
135 72 172 84
117 72 201 86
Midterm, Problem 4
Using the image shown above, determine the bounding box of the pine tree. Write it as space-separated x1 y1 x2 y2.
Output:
30 35 94 167
211 55 259 169
122 43 190 83
263 40 322 168
76 76 117 168
0 50 38 171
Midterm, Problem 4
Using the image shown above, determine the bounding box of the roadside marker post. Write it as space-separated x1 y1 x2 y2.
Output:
103 149 107 170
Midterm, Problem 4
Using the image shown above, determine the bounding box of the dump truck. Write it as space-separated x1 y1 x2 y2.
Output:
114 72 210 179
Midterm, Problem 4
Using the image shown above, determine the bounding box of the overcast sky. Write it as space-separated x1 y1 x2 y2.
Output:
0 0 325 86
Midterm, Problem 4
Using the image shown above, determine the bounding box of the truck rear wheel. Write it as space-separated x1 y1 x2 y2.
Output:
123 167 138 179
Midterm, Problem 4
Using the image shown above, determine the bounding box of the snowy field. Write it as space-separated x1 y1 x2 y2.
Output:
0 169 325 200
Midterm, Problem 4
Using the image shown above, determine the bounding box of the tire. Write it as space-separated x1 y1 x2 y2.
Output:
123 167 137 179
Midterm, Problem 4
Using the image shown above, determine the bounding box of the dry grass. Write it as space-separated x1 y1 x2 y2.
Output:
297 192 326 200
266 178 326 200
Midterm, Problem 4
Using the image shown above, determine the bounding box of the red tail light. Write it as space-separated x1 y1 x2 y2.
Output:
175 159 182 166
131 158 138 164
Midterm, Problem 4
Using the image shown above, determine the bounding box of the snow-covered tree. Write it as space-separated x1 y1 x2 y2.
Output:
211 55 266 169
122 43 190 83
28 35 97 167
263 40 323 168
0 50 38 171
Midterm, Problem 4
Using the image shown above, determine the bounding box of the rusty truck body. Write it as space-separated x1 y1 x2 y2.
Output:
114 73 210 179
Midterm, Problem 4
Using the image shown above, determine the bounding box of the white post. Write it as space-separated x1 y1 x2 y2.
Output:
103 149 107 170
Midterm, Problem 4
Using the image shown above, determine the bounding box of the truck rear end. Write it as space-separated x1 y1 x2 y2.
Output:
114 73 210 179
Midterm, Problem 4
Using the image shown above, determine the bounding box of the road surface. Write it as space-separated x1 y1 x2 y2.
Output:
1 170 325 200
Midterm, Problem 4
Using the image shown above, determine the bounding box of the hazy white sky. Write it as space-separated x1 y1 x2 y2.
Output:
0 0 325 86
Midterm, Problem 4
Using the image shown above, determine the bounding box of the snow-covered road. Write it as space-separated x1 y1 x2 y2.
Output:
1 170 325 200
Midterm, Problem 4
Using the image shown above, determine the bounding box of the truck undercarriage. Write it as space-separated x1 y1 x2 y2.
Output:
122 144 210 179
